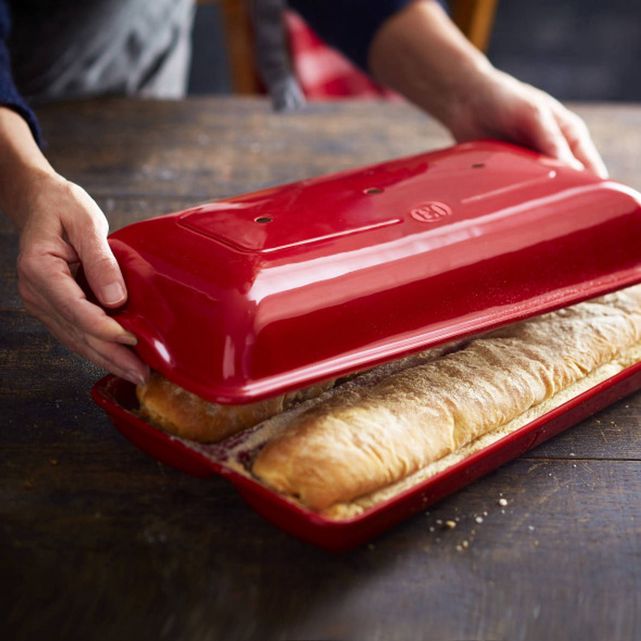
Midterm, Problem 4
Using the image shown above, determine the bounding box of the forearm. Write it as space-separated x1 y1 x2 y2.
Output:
368 0 492 129
0 106 55 228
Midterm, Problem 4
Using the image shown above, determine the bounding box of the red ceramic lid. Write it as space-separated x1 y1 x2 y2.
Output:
107 141 641 403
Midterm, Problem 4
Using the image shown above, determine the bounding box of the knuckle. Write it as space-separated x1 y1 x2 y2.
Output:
66 209 96 236
568 112 588 130
526 100 546 120
519 101 549 130
16 249 41 281
569 116 589 139
95 212 110 234
83 210 109 236
86 251 117 274
65 180 94 209
64 194 108 233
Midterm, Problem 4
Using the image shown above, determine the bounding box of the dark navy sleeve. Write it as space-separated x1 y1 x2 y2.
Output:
288 0 413 71
0 2 41 143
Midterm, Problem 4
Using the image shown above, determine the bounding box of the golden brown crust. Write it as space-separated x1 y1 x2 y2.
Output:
136 373 334 443
252 286 641 512
135 338 466 443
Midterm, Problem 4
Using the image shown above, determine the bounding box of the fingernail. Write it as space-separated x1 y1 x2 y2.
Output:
117 332 138 346
103 282 126 306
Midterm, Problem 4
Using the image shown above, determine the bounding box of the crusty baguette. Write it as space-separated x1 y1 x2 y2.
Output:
136 341 466 443
136 373 336 442
323 341 641 520
252 285 641 512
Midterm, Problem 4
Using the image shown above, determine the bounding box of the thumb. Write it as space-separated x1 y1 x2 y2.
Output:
66 206 127 309
80 233 128 308
521 104 583 171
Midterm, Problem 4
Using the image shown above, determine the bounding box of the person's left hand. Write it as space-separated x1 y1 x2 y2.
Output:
368 0 608 178
445 67 609 178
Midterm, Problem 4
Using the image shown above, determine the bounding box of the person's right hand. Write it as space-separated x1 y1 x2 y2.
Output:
15 171 149 385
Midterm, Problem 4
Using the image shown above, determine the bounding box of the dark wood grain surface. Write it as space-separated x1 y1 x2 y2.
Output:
3 98 641 641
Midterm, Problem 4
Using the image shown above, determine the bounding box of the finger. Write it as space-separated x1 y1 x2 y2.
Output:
20 255 136 346
64 194 128 308
553 108 609 179
43 312 149 385
84 334 150 384
520 102 584 171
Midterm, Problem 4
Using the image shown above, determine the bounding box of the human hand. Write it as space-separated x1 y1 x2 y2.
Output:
446 68 608 178
15 172 149 385
369 0 608 179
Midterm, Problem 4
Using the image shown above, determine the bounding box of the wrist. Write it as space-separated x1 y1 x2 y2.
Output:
0 106 57 228
2 165 62 231
369 0 495 129
440 63 501 136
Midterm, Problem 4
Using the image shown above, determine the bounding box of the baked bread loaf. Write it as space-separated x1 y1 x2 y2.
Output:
137 373 336 442
136 342 465 443
252 286 641 512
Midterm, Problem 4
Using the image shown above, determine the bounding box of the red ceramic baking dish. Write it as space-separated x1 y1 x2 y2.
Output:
91 140 641 550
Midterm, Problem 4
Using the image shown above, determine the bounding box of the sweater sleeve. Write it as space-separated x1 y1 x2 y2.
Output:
0 1 41 144
288 0 413 71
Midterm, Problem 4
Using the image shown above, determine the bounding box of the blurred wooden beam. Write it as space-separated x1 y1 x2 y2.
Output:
451 0 499 52
200 0 499 94
199 0 258 93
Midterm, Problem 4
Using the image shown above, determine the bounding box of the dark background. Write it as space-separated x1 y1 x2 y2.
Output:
188 0 641 100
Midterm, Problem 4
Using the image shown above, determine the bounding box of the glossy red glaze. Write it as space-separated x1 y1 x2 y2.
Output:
92 141 641 549
107 141 641 403
93 362 641 551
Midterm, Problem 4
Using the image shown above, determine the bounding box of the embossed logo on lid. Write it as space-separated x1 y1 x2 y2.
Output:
410 201 452 223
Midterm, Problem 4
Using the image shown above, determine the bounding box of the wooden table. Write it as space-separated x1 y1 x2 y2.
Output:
3 98 641 641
